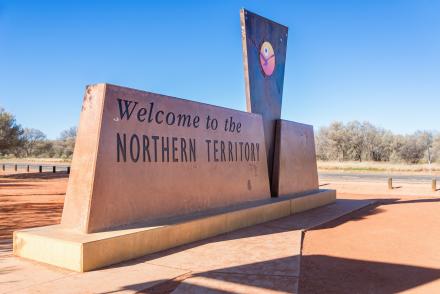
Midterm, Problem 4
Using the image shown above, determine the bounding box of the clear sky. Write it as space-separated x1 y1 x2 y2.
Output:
1 0 439 139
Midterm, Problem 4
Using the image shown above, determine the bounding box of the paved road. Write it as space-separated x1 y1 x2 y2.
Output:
319 172 438 183
1 162 438 183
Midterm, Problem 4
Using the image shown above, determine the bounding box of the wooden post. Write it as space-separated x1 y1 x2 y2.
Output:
14 164 17 172
27 165 30 172
388 178 393 190
53 166 56 173
67 166 71 174
39 165 42 173
2 164 4 171
433 179 437 192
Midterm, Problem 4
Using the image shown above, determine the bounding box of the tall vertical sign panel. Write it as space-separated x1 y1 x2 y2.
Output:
61 84 271 233
240 9 288 195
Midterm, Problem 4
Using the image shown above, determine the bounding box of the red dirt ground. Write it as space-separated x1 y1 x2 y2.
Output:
299 185 440 293
1 172 440 293
0 171 67 240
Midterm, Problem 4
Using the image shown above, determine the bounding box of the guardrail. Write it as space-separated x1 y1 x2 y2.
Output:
1 163 71 174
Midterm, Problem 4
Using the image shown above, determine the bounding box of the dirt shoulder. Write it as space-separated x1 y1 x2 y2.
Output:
2 171 440 293
0 171 67 240
300 182 440 293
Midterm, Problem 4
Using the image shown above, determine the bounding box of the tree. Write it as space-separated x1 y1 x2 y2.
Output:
0 107 24 155
431 134 440 163
54 126 77 158
315 121 436 163
398 132 431 164
59 126 77 140
33 141 55 157
326 121 350 161
315 127 331 160
415 131 433 163
21 128 47 157
346 121 364 161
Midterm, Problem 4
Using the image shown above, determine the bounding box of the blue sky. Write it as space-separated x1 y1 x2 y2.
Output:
0 0 439 139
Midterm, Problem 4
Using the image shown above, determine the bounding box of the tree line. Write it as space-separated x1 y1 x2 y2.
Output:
0 107 76 159
316 121 439 164
1 107 439 163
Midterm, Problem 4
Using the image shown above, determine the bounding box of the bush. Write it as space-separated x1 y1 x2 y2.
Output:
316 121 438 164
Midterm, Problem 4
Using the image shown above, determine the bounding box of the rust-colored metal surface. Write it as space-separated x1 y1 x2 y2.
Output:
241 9 288 195
61 84 271 233
272 120 319 197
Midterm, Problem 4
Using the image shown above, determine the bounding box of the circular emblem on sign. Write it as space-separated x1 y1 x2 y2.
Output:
259 41 275 76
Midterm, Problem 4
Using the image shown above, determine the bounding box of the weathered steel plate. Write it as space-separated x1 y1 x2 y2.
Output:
241 9 288 194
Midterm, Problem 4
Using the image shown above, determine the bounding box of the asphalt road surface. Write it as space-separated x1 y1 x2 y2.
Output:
1 162 438 184
319 172 438 184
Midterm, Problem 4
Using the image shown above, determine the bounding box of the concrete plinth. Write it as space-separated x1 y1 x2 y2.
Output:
272 120 320 197
14 189 336 272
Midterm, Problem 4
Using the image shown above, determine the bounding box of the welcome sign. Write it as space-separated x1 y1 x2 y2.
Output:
115 98 261 164
61 84 271 233
14 10 335 273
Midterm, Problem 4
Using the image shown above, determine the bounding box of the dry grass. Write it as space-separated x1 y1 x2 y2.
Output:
318 160 440 175
0 157 71 164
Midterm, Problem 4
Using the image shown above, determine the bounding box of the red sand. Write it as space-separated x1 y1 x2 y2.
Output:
1 172 440 293
0 171 66 240
300 181 440 293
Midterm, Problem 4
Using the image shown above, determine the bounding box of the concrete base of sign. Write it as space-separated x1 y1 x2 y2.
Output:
14 189 336 272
